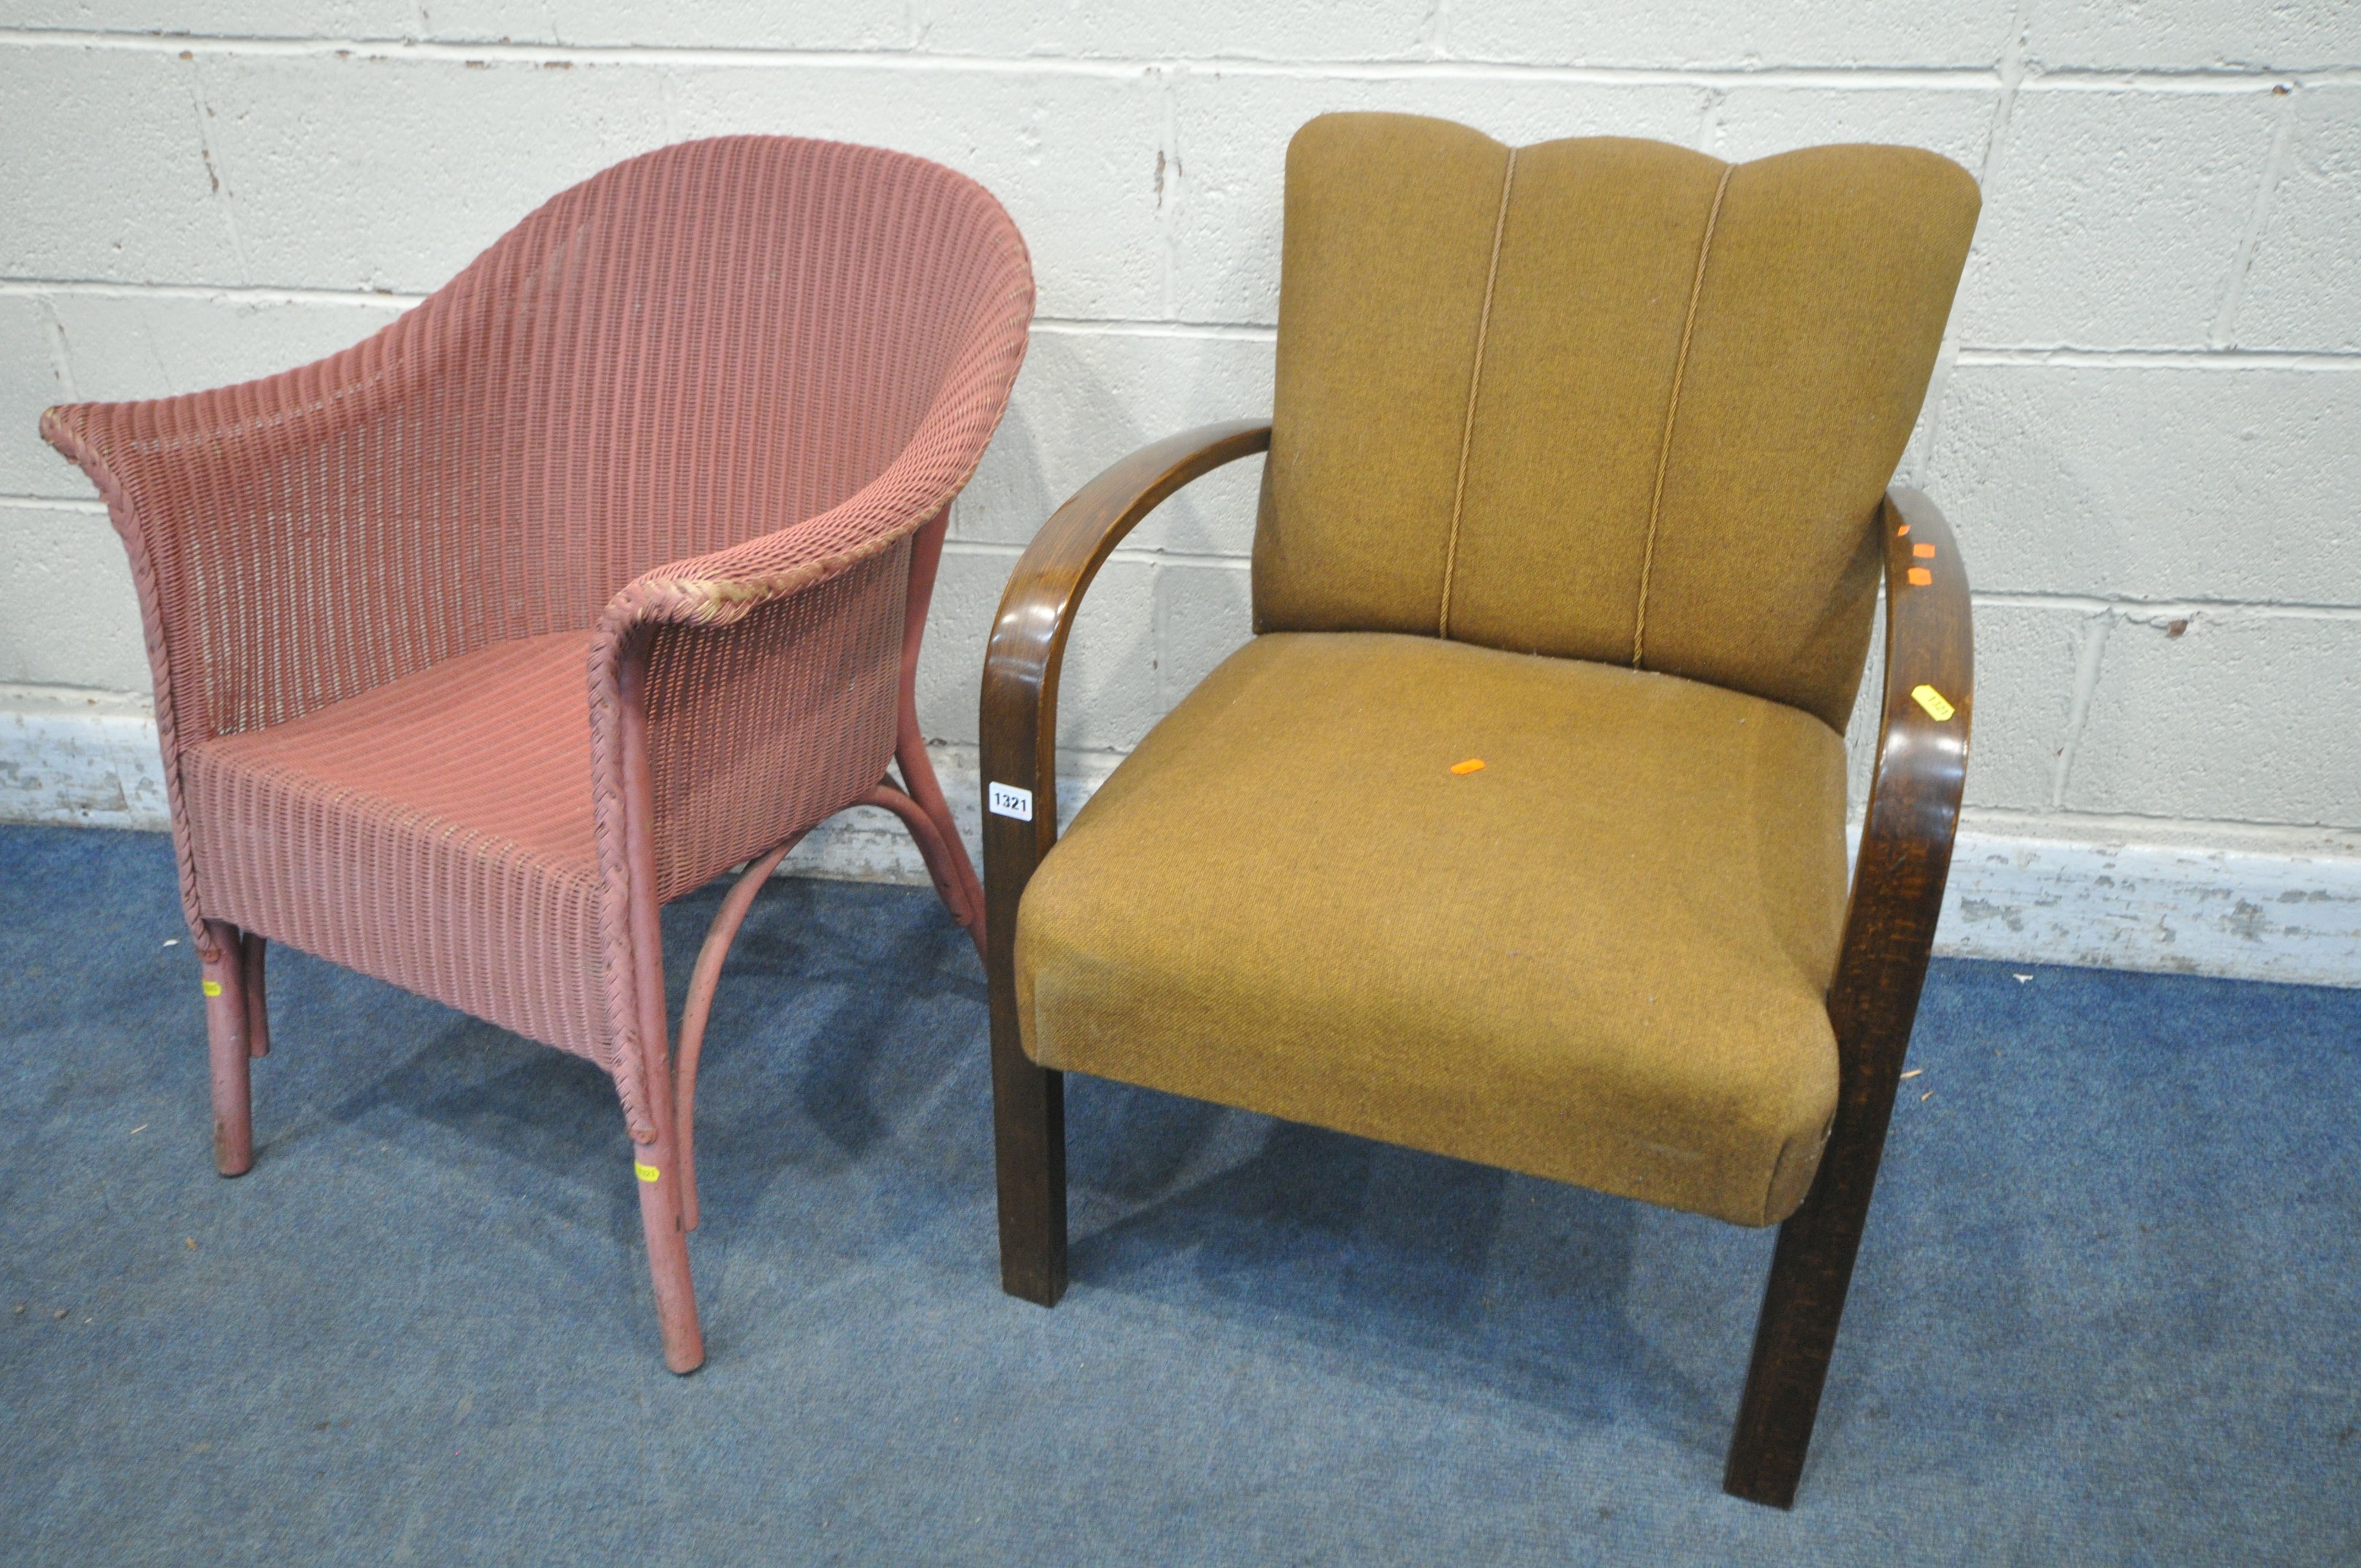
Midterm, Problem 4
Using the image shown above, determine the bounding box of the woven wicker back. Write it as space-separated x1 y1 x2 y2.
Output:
57 135 1029 743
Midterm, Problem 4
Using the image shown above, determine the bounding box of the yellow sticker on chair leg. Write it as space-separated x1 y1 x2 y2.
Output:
1911 684 1956 722
634 1161 661 1183
201 979 223 997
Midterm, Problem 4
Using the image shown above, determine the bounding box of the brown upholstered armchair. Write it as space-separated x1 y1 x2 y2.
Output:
979 113 1978 1505
41 136 1033 1373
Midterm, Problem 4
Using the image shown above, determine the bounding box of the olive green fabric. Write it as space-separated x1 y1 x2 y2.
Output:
1252 113 1980 730
1015 633 1849 1227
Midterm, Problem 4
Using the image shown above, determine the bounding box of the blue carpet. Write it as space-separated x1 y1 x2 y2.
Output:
1 823 2354 1565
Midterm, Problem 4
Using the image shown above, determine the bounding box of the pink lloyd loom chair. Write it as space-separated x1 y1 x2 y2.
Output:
40 135 1033 1373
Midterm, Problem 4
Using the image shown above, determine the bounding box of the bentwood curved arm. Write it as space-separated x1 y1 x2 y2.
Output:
978 418 1273 1304
981 420 1274 878
1727 484 1973 1507
1835 488 1974 1091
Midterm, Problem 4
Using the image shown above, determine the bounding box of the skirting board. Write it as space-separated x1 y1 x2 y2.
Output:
5 696 2356 989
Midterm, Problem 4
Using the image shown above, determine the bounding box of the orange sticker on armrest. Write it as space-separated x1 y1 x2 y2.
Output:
1907 567 1933 586
1450 758 1486 775
1913 542 1936 558
1911 684 1956 721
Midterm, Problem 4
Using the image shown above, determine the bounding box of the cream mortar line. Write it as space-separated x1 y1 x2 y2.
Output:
1 29 2347 89
1952 809 2361 854
45 510 1005 555
1971 591 2361 619
943 540 1250 571
1032 317 1277 342
0 29 1144 73
1037 329 2352 369
942 540 2359 614
22 502 2330 614
0 278 427 307
7 502 2339 618
1955 346 2361 370
14 289 2354 372
1185 61 2345 92
0 494 112 514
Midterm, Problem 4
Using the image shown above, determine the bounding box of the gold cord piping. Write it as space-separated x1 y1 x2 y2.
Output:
1632 164 1732 668
1438 146 1519 640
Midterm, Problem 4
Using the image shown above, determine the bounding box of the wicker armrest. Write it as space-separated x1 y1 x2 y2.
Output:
585 352 1038 1147
40 339 440 739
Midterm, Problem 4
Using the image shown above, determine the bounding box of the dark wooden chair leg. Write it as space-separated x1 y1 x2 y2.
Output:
975 423 1274 1312
989 1001 1068 1306
1722 1137 1886 1508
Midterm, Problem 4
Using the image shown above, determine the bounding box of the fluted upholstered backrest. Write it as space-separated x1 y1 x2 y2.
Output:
1251 113 1978 730
47 135 1032 741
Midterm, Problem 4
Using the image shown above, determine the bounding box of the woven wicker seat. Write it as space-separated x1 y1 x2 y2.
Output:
182 631 610 1057
42 135 1034 1371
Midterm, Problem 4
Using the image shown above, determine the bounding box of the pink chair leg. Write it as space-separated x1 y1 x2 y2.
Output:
893 741 984 933
617 642 704 1375
200 920 254 1177
673 834 804 1232
895 508 987 946
242 933 270 1058
634 1131 703 1375
863 782 984 963
629 1010 703 1374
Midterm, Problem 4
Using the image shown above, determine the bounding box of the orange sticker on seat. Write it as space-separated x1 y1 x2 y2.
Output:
1896 522 1910 536
1450 758 1486 775
1907 567 1933 586
1913 542 1936 559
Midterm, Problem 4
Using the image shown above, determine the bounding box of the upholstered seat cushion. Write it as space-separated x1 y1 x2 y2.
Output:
181 633 612 1061
1015 631 1851 1227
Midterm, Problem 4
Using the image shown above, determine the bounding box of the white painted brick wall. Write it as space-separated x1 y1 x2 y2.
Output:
2238 83 2361 350
1922 363 2361 602
2 3 2358 978
0 503 146 690
1960 88 2284 348
1444 2 2025 70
